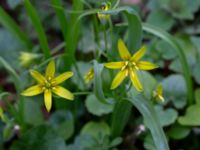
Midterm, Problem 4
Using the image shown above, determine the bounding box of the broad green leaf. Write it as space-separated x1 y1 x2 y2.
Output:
167 124 190 140
192 61 200 84
10 125 67 150
66 134 96 150
7 0 22 9
147 9 175 31
139 71 157 98
178 104 200 126
0 7 32 49
128 94 169 150
24 0 50 58
154 105 178 127
81 121 110 139
156 40 177 60
162 74 187 109
24 99 44 126
85 94 114 116
195 88 200 104
49 110 74 140
143 23 193 105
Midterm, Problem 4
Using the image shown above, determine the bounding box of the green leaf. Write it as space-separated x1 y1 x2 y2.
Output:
81 121 110 139
156 40 177 60
143 23 193 105
85 94 114 116
111 99 132 138
7 0 22 9
0 7 32 49
167 124 190 140
178 104 200 126
93 61 113 104
154 105 178 127
162 74 187 109
79 6 142 52
128 94 169 150
64 0 83 68
0 56 20 92
10 125 67 150
192 61 200 84
147 9 175 31
49 110 74 140
195 88 200 104
144 133 156 150
24 0 50 58
24 99 44 126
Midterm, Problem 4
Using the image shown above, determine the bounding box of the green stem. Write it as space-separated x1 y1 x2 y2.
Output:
73 92 92 96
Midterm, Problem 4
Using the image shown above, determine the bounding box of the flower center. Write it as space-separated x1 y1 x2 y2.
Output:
43 76 55 90
123 61 138 70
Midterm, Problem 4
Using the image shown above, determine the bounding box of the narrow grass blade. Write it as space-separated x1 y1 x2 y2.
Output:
24 0 50 59
93 60 112 104
78 6 142 52
0 7 32 49
127 94 170 150
111 99 132 138
0 56 20 92
51 0 68 40
142 23 193 104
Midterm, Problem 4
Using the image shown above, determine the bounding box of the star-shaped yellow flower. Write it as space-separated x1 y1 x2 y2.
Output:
104 39 158 91
21 60 74 112
153 84 165 102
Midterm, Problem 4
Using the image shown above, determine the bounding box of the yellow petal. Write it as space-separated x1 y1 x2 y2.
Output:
137 61 158 70
21 85 43 96
104 61 125 69
111 69 128 89
129 69 143 91
118 39 131 60
54 72 73 85
44 90 52 112
46 60 55 78
30 70 45 84
130 46 146 62
53 86 74 100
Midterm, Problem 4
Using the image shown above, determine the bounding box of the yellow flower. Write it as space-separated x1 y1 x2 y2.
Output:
104 39 158 91
19 52 41 68
21 60 74 112
153 84 165 102
84 68 94 83
97 2 111 20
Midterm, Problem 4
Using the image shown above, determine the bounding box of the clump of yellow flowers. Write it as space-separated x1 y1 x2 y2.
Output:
105 39 158 91
21 60 74 112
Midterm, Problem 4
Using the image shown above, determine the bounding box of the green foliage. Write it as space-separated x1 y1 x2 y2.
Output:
10 125 67 150
24 0 50 58
0 0 200 149
178 105 200 126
